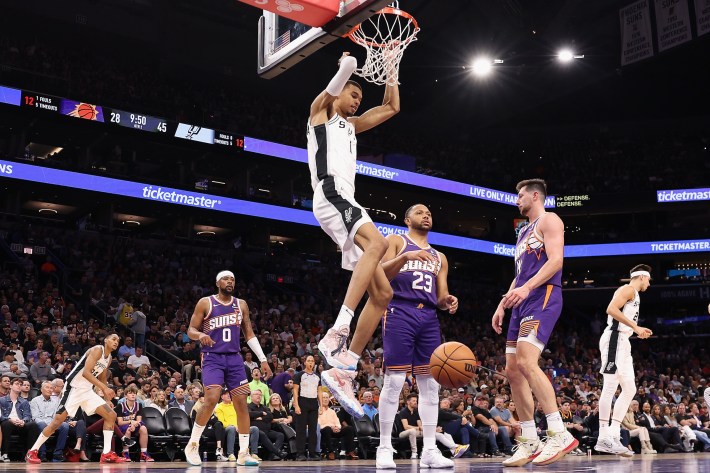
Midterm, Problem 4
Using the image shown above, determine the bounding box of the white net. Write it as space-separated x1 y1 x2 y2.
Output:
346 7 419 86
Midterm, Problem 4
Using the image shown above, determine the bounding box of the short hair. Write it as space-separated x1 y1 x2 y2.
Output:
406 393 418 401
516 179 547 198
345 80 362 92
404 203 426 219
125 385 139 395
41 380 53 389
630 264 652 278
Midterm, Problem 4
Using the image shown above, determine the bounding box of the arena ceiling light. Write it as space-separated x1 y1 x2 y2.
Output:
470 57 503 77
557 49 584 62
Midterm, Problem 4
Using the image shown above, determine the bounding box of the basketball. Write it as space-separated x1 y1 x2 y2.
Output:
429 341 477 389
77 103 97 120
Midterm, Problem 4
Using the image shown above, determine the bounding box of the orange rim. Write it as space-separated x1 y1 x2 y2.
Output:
345 7 419 48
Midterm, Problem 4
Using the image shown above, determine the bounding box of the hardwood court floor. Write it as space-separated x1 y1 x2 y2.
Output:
2 453 709 472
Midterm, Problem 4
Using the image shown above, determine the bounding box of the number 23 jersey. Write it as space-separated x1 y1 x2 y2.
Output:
390 235 441 310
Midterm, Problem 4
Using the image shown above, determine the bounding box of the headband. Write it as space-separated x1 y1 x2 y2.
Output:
216 270 235 282
630 270 650 278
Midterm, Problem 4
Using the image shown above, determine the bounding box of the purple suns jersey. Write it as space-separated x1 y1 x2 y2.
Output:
201 295 243 354
514 215 562 288
390 235 441 309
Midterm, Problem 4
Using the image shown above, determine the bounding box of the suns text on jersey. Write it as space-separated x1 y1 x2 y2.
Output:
401 260 440 275
208 313 241 330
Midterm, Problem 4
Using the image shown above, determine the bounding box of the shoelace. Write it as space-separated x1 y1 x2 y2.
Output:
329 326 350 357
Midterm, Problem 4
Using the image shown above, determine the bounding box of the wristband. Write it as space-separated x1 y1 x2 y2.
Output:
247 337 268 363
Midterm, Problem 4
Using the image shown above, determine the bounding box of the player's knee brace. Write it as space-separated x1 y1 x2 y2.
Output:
382 370 407 404
416 374 440 407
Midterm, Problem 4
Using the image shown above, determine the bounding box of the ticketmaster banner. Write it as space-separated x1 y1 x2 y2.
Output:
244 137 556 208
657 188 710 202
3 161 708 258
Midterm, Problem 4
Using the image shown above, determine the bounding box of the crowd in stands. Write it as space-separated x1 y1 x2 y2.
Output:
0 216 708 461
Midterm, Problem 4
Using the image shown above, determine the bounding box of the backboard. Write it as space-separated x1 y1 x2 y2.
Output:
257 0 392 79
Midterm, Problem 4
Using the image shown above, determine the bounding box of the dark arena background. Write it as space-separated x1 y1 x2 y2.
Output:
0 0 709 471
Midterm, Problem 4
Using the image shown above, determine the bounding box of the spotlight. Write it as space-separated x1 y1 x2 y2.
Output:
471 57 502 77
557 49 584 62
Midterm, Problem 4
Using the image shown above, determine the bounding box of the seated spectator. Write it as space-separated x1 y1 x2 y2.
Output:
63 333 84 358
144 389 169 415
115 385 154 462
30 352 55 386
248 369 270 405
399 393 423 459
248 390 287 460
126 347 150 371
0 376 10 397
213 389 252 461
439 398 481 457
112 358 135 387
27 340 46 365
490 396 520 441
361 390 378 421
0 351 28 377
175 341 199 384
269 367 294 407
638 402 684 452
0 378 40 460
118 337 136 359
20 379 32 400
29 380 70 461
560 400 586 455
621 403 656 454
318 392 357 460
168 386 194 415
244 352 259 380
471 394 509 456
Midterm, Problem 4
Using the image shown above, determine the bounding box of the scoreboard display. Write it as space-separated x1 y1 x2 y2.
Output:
15 88 243 150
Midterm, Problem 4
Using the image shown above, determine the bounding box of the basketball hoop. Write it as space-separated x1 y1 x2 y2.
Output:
345 4 419 86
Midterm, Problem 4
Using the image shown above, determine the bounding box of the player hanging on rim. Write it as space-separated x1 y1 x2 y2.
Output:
26 333 129 463
374 204 466 469
184 271 272 466
492 179 578 467
594 265 653 456
308 51 400 418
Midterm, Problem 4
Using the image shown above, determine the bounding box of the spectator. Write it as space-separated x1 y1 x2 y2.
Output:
439 398 479 457
27 340 45 365
168 386 194 415
112 358 135 387
270 367 294 407
361 390 378 421
213 390 249 462
126 346 150 371
318 391 357 460
248 368 270 405
176 341 199 384
560 400 585 455
0 376 9 397
243 352 258 380
30 352 54 386
115 385 154 462
29 381 69 461
20 379 32 401
368 366 384 390
636 401 684 452
128 311 147 349
118 337 136 359
471 395 509 456
490 396 520 442
144 389 169 415
621 403 656 454
247 390 287 460
399 393 423 459
0 378 40 460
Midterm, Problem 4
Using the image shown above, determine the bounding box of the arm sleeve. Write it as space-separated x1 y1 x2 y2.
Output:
326 56 358 97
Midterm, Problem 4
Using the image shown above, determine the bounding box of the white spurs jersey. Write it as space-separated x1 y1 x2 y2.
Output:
605 286 640 337
67 345 111 390
307 113 357 195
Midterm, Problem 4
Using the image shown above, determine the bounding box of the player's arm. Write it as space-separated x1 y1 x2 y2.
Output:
381 235 437 280
310 52 358 126
606 286 652 338
82 348 114 401
435 252 458 313
241 299 272 379
187 297 215 347
351 82 400 134
491 278 517 334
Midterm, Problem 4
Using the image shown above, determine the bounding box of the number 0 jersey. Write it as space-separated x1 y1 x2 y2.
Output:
390 234 441 310
201 295 243 354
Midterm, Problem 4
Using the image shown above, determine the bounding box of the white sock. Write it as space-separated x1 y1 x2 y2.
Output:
610 419 621 438
141 448 147 453
417 374 439 451
190 422 206 445
545 411 564 433
31 433 49 452
103 431 113 454
238 434 249 453
333 305 354 330
521 420 537 440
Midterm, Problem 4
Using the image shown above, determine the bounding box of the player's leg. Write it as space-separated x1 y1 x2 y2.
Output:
186 353 224 465
502 308 543 467
376 305 415 468
94 403 128 463
226 356 260 466
322 264 391 418
319 221 389 370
